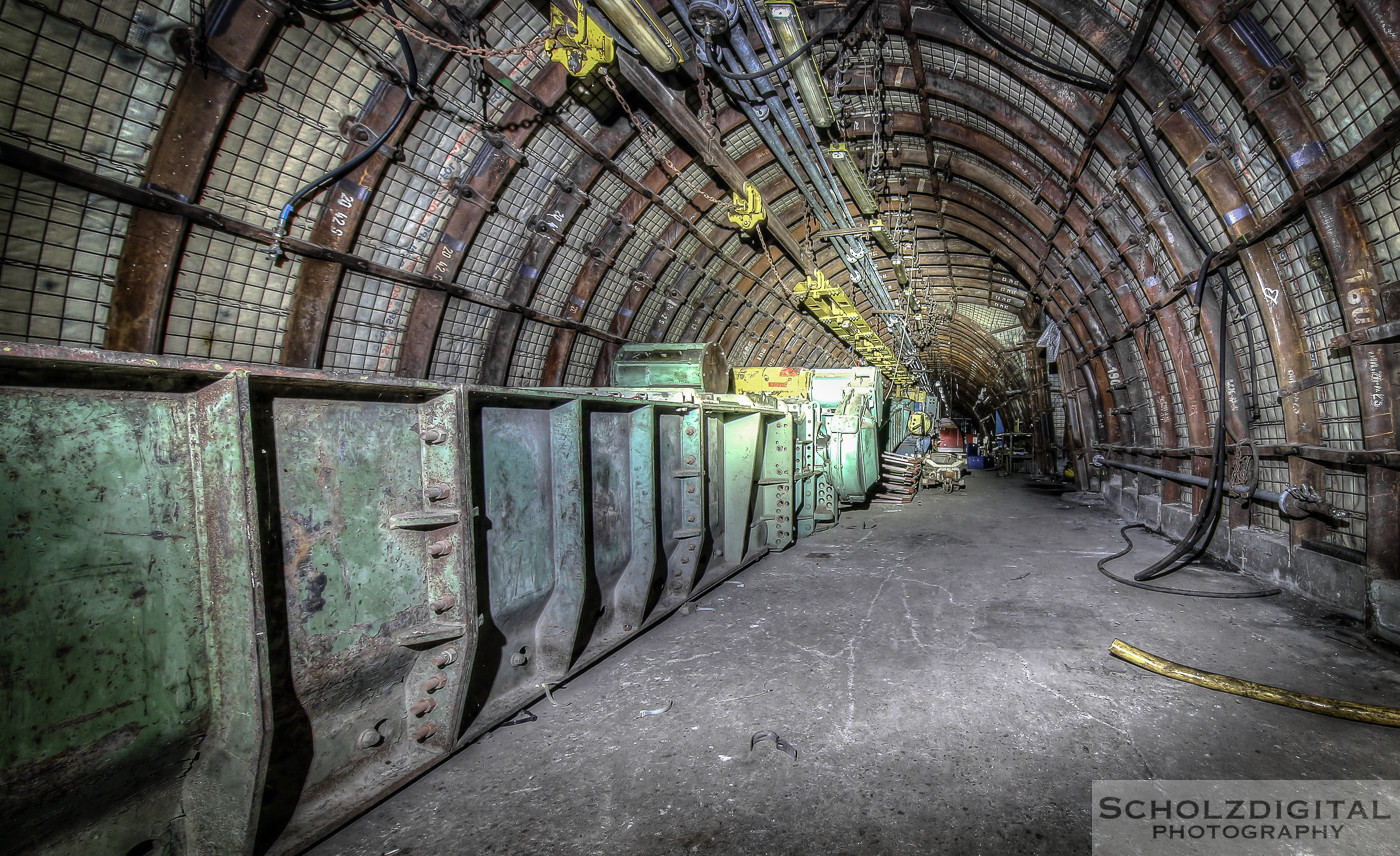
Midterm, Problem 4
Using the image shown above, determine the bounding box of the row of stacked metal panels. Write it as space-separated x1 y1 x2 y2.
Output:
0 342 907 856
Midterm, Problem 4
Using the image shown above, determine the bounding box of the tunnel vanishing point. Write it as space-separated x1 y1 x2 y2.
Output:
1 0 1399 853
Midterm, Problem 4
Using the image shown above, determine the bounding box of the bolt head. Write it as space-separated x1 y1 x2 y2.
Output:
356 728 384 750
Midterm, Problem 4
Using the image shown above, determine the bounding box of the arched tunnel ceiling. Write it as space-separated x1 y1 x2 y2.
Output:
1 0 1398 542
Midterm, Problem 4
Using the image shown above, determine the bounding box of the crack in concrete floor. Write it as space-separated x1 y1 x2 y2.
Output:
308 472 1400 856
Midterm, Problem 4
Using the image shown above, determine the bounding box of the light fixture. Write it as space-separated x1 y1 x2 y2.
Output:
891 255 909 286
869 218 896 254
828 144 878 216
593 0 686 71
766 1 834 127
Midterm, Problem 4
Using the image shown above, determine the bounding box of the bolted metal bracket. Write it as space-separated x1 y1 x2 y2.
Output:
170 28 268 92
728 182 765 230
548 4 615 77
1275 372 1322 402
1327 317 1400 349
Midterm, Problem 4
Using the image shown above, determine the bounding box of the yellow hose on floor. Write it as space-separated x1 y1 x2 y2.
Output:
1109 638 1400 728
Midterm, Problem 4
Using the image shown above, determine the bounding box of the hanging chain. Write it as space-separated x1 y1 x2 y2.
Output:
600 69 732 210
697 73 720 144
350 0 561 59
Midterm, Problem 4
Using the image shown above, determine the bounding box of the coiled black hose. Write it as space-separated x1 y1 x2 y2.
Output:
1096 247 1278 598
1098 525 1281 597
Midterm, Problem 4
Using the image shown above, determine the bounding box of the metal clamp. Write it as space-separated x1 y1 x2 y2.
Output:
171 29 268 92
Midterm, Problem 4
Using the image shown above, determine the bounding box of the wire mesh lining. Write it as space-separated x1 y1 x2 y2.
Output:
657 259 705 343
379 99 590 380
564 334 602 385
631 275 676 341
199 14 391 228
582 240 646 328
478 0 550 83
1148 319 1190 449
322 272 411 373
721 123 761 164
0 0 187 348
525 243 587 319
1350 145 1400 291
429 299 492 383
0 164 124 345
950 153 1040 217
1268 222 1361 450
1215 264 1285 444
163 225 288 361
1122 95 1230 252
1321 466 1367 554
925 99 1058 189
1086 0 1143 30
1148 5 1292 218
1180 301 1220 428
980 0 1114 80
504 318 553 385
1248 457 1289 534
1254 0 1398 152
0 0 185 182
1116 338 1160 447
921 42 1086 154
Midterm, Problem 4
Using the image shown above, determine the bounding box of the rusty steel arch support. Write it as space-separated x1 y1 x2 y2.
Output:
1345 0 1400 77
899 3 1250 451
1155 102 1327 544
1070 212 1185 500
394 63 568 378
544 105 756 385
106 0 286 353
539 150 689 386
475 118 633 386
1178 0 1399 594
281 39 451 368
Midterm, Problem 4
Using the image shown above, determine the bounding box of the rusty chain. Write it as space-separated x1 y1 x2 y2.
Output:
350 0 561 59
599 68 732 211
698 74 720 144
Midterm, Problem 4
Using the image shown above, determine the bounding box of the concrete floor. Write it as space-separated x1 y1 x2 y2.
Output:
309 471 1400 855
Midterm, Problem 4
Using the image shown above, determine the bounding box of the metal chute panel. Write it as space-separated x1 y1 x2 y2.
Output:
610 342 729 392
262 387 470 856
0 368 268 856
885 398 916 451
462 392 586 733
784 399 838 537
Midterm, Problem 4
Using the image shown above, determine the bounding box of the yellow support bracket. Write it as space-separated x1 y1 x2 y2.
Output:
548 5 615 77
793 270 918 382
728 182 765 230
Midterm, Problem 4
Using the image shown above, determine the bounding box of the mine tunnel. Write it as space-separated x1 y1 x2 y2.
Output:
2 0 1400 852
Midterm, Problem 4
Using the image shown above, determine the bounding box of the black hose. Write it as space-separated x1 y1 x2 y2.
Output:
1130 248 1233 582
945 0 1112 92
1122 105 1211 256
1099 525 1281 597
1097 250 1265 595
292 0 366 17
275 0 417 240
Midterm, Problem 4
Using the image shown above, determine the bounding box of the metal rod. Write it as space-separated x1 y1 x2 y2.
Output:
1093 454 1285 507
0 141 631 348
